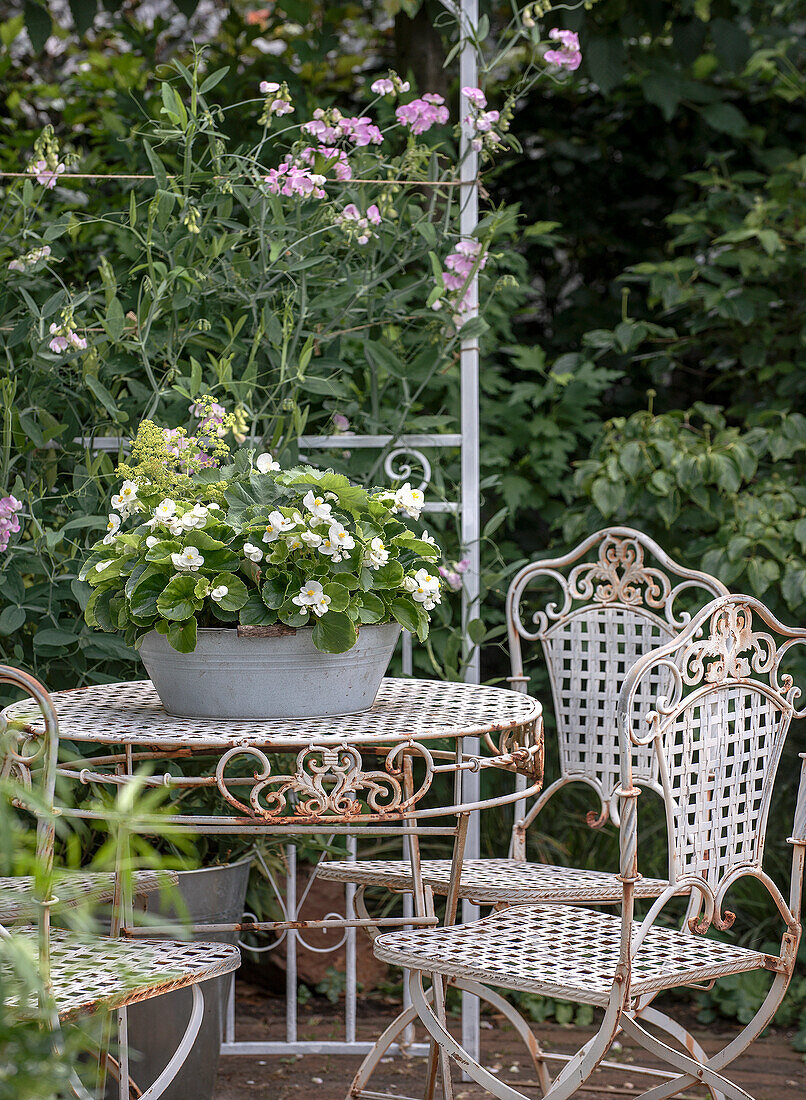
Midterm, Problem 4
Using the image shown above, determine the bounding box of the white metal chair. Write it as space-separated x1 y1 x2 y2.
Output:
374 593 806 1100
319 528 726 1091
0 664 241 1099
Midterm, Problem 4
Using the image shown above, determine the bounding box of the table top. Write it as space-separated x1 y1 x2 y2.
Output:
5 677 542 750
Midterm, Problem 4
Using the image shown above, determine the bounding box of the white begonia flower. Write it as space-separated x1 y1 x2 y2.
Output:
154 499 176 520
168 520 184 537
301 529 322 548
211 585 229 600
118 480 139 503
209 502 221 510
302 490 333 525
367 536 389 569
102 513 121 544
404 567 441 610
145 535 158 549
318 535 343 562
180 503 209 531
243 542 263 562
95 559 112 572
256 452 281 474
328 521 355 553
171 546 205 572
262 509 295 543
292 579 325 612
286 534 303 550
393 482 425 519
420 529 437 545
312 593 331 617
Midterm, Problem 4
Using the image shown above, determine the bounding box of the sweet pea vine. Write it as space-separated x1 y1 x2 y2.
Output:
80 409 442 655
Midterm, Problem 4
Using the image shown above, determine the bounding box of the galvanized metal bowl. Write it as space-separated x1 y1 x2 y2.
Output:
138 623 401 719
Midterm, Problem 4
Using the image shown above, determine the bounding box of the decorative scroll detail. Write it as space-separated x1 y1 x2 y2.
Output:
488 719 544 782
683 602 777 689
0 715 44 790
383 447 432 494
568 535 672 611
215 741 435 820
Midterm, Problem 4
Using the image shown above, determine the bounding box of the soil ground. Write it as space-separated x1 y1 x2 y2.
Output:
214 980 806 1100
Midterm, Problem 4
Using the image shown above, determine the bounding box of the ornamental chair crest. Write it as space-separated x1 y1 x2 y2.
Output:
619 594 806 934
506 528 726 825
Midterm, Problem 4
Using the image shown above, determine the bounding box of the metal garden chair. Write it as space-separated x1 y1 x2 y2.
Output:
0 664 241 1100
373 593 806 1100
319 528 727 1091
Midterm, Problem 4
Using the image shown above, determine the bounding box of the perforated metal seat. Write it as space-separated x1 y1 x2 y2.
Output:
0 870 179 921
374 903 770 1008
4 929 240 1021
318 857 680 904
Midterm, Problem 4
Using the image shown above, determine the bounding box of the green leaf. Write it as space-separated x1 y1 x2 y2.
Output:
34 627 79 649
239 591 277 626
356 593 385 624
323 582 349 612
210 573 248 611
200 65 229 95
167 616 197 653
105 296 125 342
390 596 419 634
702 103 747 136
368 561 404 589
156 575 202 621
129 571 166 618
68 0 97 35
262 575 288 609
24 1 51 53
0 605 26 635
311 611 357 654
584 36 625 95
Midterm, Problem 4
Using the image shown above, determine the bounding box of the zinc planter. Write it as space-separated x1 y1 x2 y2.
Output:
123 857 252 1100
138 623 401 720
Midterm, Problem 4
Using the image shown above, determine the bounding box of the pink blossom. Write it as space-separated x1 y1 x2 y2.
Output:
270 99 294 116
0 494 23 551
395 95 449 135
333 413 350 431
163 428 191 456
260 81 280 94
366 204 381 225
342 203 361 221
264 164 326 199
442 272 466 292
301 146 352 180
545 27 582 70
49 335 69 352
30 159 65 189
438 565 463 591
338 115 383 146
301 118 339 143
371 78 395 95
462 86 486 108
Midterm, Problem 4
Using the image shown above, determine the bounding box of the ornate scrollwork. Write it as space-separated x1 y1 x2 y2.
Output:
0 715 44 790
682 602 776 689
215 741 435 820
383 447 432 494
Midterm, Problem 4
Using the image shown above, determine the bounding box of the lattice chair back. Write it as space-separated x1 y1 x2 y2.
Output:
506 528 727 832
0 666 59 1001
617 595 806 937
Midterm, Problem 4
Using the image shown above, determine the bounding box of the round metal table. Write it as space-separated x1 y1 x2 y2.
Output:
3 676 543 1064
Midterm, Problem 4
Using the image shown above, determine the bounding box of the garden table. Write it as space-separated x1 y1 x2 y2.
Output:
4 676 543 1069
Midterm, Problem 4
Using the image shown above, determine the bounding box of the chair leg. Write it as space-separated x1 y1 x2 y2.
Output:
454 978 552 1095
636 1005 726 1100
409 969 620 1100
133 984 205 1100
620 1014 752 1100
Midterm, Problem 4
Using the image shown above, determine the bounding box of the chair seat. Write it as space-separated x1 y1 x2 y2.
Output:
373 904 770 1007
0 870 179 921
4 930 240 1021
317 857 677 904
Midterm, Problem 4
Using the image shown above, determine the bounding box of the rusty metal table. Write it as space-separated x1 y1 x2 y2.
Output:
4 676 543 1060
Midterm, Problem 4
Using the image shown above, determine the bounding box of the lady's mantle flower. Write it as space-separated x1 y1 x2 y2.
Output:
171 546 205 572
243 542 263 562
544 28 582 71
8 245 51 273
262 510 296 543
404 568 441 611
102 513 121 544
303 491 333 526
366 537 389 570
211 585 229 601
0 495 22 553
292 579 331 617
395 94 449 136
256 452 280 473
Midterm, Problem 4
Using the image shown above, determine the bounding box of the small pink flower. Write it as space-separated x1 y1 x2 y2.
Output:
462 86 486 108
31 160 65 189
270 98 294 116
366 204 381 225
395 96 450 135
260 81 280 94
333 413 350 431
545 28 582 71
371 78 394 95
49 335 69 352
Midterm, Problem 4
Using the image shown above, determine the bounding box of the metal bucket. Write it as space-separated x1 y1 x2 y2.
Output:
123 857 252 1100
139 623 401 719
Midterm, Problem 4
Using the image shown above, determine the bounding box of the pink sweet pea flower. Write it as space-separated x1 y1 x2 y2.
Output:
462 86 487 108
545 27 582 70
371 78 394 95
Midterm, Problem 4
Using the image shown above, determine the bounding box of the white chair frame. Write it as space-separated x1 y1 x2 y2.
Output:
373 593 806 1100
